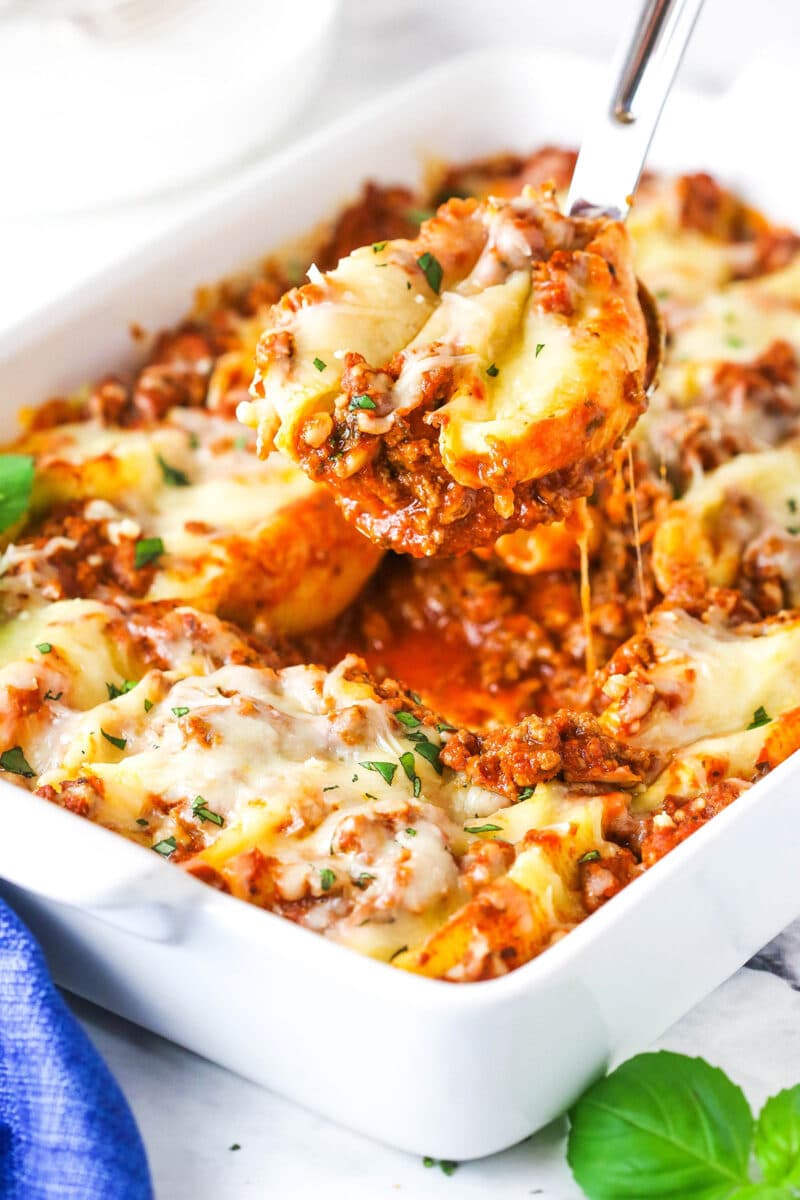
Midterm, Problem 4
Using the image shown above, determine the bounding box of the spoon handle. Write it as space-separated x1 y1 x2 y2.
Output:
567 0 705 218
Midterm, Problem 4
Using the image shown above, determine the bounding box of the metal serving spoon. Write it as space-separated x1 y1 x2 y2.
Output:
568 0 706 387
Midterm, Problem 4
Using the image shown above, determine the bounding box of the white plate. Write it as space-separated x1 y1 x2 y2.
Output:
1 48 799 1161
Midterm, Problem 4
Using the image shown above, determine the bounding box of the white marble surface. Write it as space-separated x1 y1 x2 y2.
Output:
68 959 800 1199
8 0 800 1195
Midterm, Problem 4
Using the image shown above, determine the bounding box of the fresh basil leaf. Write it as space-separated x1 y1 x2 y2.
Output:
567 1052 753 1198
726 1187 797 1198
0 455 34 534
755 1085 800 1186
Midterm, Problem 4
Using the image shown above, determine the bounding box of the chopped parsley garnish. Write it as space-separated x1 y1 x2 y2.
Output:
535 343 545 358
349 394 377 411
152 836 177 857
396 710 420 728
517 785 536 801
406 281 412 290
579 849 601 864
234 435 249 450
417 251 443 294
0 746 34 778
399 751 421 798
486 363 499 378
0 454 34 534
320 867 336 892
423 1157 458 1175
101 729 127 751
35 642 52 654
188 432 200 450
411 735 443 775
787 526 800 536
372 241 387 253
229 1144 241 1152
106 680 137 700
654 288 670 300
464 823 502 834
359 760 397 785
789 498 798 514
726 334 744 349
134 536 164 570
192 795 223 826
389 945 408 962
44 690 63 702
312 356 327 372
143 699 153 713
136 818 149 827
748 705 772 729
171 706 190 718
322 785 339 792
354 873 376 889
157 454 190 487
436 721 456 734
405 826 417 837
352 773 358 782
407 207 434 226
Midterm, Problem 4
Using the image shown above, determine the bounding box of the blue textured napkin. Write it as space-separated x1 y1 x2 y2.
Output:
0 898 152 1200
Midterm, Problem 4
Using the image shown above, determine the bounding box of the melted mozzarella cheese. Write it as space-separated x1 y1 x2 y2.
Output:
653 444 800 600
245 188 647 494
6 411 381 633
600 608 800 753
659 255 800 404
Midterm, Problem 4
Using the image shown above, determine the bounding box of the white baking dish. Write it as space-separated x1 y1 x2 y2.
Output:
1 48 799 1162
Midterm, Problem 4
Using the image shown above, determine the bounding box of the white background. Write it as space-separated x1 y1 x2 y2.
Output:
7 1 800 1195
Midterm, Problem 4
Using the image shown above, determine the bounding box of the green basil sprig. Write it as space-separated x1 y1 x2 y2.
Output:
0 454 34 534
568 1051 800 1197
